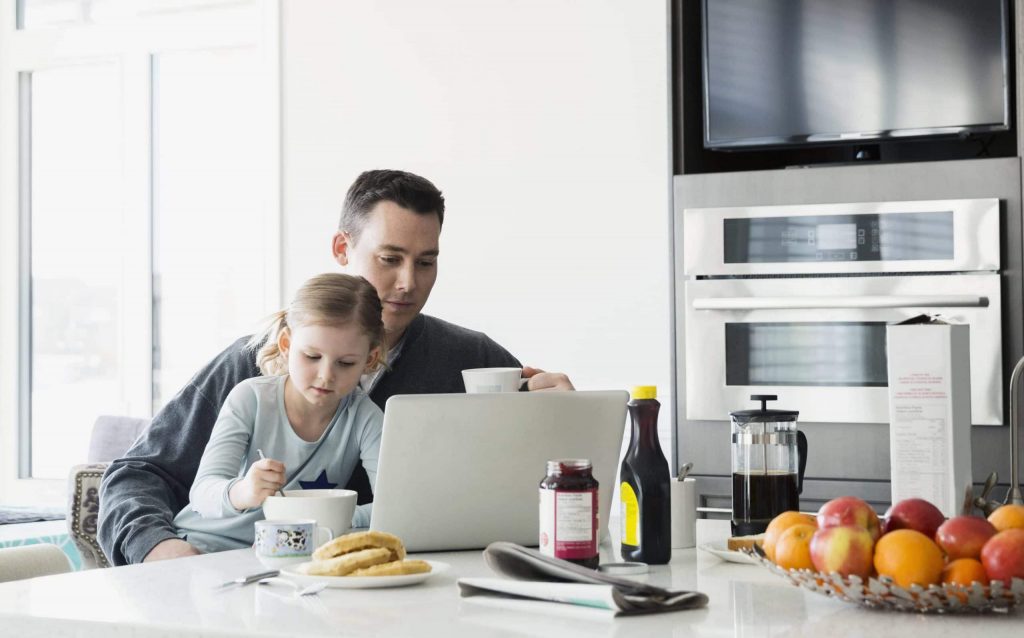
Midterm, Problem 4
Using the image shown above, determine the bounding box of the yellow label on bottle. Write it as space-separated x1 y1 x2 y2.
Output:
620 482 639 546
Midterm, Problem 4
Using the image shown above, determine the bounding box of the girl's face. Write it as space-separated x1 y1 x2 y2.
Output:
278 322 379 409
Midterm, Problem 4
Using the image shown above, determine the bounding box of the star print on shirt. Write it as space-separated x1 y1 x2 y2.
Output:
299 470 338 490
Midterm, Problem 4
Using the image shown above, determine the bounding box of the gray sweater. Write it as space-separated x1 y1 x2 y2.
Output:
98 314 520 565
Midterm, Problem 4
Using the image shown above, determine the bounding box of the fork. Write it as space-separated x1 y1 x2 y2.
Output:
217 570 280 589
260 578 327 597
294 582 328 597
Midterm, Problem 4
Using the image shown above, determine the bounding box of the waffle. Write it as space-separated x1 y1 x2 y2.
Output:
311 530 406 562
296 547 391 576
348 559 432 577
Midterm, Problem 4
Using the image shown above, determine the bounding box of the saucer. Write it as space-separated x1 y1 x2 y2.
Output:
280 560 450 589
698 541 757 565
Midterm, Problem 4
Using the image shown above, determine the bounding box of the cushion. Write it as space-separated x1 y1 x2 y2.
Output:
66 463 110 569
87 415 150 464
0 544 71 583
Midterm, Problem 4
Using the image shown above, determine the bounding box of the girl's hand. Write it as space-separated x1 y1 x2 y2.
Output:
229 457 286 510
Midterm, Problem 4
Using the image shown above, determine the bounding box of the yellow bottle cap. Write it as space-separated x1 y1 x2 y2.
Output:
631 385 657 400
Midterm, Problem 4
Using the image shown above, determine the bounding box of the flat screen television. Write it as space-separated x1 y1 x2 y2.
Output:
702 0 1010 150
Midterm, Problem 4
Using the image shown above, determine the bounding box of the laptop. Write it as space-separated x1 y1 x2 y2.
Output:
369 390 629 552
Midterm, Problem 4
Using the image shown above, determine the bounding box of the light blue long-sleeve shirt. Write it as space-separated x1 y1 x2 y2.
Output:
172 375 382 553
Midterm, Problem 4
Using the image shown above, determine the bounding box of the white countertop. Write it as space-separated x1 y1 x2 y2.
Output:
0 520 1021 637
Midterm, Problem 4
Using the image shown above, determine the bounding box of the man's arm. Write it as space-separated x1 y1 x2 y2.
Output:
98 337 259 565
373 314 576 399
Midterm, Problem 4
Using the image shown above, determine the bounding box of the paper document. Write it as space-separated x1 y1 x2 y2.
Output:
456 541 708 616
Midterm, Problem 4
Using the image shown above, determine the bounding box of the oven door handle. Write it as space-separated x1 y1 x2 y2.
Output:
692 295 989 310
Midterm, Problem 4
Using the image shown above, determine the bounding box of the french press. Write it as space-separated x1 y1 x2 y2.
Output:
730 395 808 536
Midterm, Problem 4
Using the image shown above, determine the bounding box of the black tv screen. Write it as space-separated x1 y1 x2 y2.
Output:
702 0 1010 149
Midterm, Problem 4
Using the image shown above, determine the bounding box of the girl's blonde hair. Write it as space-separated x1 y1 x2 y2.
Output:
247 273 387 376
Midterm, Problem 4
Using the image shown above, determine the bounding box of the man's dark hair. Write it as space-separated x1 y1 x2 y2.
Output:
339 169 445 241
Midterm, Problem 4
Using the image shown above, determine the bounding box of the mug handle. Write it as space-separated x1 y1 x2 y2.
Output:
315 526 334 546
797 430 808 495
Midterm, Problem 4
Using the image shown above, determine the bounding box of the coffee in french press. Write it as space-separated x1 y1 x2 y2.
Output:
730 395 808 536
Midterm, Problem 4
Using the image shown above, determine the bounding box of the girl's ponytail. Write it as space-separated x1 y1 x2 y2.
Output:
246 309 289 376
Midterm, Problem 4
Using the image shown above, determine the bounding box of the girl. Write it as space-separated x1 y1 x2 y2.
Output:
173 273 386 553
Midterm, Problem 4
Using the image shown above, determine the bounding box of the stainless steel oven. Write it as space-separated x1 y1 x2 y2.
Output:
682 199 1002 425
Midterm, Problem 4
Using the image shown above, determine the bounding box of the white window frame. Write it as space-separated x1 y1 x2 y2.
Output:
0 0 281 505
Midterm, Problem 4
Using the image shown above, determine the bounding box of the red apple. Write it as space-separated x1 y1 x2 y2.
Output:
935 515 998 560
809 525 875 579
817 496 882 541
882 498 946 539
981 528 1024 586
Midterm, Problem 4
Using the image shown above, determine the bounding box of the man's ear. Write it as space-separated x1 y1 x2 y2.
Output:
332 231 352 266
277 327 291 356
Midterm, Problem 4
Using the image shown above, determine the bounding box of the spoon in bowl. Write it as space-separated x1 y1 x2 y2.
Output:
256 449 285 497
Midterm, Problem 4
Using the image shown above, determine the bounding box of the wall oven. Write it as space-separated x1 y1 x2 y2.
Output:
682 199 1002 425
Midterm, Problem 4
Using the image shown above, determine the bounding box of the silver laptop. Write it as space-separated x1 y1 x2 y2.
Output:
369 390 628 552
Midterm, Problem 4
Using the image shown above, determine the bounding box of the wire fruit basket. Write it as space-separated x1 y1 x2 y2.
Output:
744 549 1024 614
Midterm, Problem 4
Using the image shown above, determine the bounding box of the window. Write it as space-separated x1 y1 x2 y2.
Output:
24 63 129 478
2 1 279 494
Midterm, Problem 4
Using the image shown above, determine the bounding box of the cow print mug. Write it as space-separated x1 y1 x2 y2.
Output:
254 519 333 566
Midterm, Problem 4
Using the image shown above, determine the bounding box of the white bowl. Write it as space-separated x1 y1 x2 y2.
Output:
263 489 357 540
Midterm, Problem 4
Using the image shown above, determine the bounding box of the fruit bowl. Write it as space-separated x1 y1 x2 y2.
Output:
744 548 1024 613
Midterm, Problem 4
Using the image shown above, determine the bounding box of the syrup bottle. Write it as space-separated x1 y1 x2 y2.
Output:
619 385 671 564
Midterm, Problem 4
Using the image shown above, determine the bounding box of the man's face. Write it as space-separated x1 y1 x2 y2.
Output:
333 200 441 340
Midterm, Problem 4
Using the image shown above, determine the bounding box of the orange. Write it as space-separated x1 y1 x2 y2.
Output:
987 504 1024 533
873 529 945 589
764 511 817 562
941 558 989 587
774 523 816 571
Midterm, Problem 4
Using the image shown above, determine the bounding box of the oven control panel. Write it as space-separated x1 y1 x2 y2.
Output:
724 211 952 264
682 198 999 277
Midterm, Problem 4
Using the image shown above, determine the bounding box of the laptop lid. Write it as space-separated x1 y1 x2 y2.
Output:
370 390 628 552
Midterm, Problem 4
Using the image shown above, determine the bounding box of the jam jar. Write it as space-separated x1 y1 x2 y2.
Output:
539 459 600 569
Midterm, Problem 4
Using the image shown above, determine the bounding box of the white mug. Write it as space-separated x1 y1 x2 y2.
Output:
254 519 332 566
462 367 523 393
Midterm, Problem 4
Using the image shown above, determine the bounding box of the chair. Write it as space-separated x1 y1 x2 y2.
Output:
0 544 71 583
66 415 150 569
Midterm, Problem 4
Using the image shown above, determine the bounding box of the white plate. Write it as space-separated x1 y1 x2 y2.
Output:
280 560 449 589
698 541 757 565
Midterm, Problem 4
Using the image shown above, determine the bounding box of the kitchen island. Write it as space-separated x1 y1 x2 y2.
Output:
0 520 1020 637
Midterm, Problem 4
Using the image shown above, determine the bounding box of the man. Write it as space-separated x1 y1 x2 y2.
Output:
98 169 573 565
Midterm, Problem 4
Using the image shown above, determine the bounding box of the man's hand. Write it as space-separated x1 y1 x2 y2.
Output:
229 457 286 510
144 538 200 562
522 366 575 392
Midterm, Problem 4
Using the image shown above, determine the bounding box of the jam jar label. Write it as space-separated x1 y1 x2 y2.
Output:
539 488 598 560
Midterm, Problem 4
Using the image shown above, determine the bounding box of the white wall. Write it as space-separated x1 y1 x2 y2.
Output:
282 1 673 426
